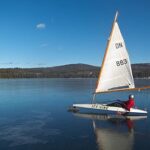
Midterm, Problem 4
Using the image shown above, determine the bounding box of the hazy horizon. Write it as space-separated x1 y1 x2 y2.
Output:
0 62 149 69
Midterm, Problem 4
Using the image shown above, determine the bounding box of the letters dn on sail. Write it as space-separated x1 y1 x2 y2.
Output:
115 42 123 49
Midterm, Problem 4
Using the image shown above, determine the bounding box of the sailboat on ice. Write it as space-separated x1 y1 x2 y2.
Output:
72 12 150 115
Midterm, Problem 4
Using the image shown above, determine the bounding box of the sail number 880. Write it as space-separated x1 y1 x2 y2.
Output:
116 59 127 66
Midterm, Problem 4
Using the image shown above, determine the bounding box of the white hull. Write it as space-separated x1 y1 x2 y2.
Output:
73 103 147 115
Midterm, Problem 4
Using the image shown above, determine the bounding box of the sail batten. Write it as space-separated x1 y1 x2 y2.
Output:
95 13 135 93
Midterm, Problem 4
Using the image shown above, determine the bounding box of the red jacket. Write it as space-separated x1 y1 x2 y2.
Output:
124 98 135 111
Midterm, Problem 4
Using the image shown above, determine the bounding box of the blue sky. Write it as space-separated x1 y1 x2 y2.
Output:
0 0 149 68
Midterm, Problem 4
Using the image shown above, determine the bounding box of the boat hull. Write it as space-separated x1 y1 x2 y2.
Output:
73 103 147 115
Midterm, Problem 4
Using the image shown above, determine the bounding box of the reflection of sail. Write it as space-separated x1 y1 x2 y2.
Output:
74 113 147 150
93 121 133 150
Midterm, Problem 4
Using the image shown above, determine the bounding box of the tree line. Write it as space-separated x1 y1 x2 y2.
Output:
0 63 149 78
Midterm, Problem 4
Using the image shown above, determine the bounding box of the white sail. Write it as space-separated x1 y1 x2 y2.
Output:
95 15 135 93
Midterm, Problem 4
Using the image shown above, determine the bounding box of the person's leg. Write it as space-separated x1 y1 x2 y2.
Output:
107 102 122 107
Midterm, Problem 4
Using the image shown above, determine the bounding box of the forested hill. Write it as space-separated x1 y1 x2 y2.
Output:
0 63 149 78
132 63 150 78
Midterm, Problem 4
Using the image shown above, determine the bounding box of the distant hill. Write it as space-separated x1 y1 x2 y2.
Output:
0 63 149 78
132 63 150 78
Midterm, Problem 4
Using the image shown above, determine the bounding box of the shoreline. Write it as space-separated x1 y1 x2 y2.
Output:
0 77 149 79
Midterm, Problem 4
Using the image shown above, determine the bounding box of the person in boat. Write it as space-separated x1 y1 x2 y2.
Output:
122 94 135 111
107 94 135 111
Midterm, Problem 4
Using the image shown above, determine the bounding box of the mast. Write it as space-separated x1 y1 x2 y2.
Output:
92 93 96 103
114 11 118 22
95 11 119 94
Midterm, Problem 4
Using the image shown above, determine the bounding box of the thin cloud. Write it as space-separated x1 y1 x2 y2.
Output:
40 43 48 47
36 23 46 29
37 63 46 66
57 46 63 51
0 62 13 65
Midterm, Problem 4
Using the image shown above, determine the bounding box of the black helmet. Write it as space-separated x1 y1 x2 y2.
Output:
129 94 134 99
